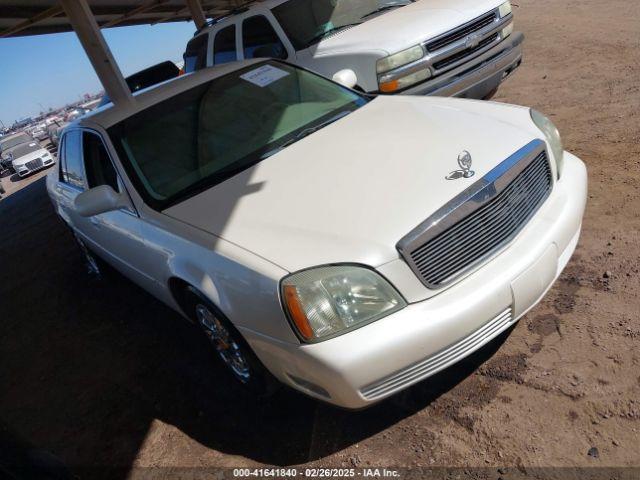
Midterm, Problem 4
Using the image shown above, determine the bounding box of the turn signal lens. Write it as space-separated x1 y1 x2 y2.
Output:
379 68 431 93
283 285 314 340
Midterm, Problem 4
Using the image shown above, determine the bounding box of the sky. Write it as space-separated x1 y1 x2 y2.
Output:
0 20 196 127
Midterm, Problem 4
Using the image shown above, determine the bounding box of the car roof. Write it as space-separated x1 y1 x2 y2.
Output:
76 58 266 130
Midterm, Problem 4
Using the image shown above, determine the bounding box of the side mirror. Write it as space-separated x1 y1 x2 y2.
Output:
332 69 358 89
74 185 127 217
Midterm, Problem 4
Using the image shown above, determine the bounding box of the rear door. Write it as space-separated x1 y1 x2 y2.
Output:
240 14 292 60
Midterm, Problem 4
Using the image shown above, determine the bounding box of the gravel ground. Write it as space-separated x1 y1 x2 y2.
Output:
1 0 638 477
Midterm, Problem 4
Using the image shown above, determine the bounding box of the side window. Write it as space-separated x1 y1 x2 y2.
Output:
242 16 287 60
213 25 237 65
83 132 119 192
61 130 85 189
183 34 209 73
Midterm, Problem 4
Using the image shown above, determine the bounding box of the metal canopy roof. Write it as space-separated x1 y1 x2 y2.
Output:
0 0 245 37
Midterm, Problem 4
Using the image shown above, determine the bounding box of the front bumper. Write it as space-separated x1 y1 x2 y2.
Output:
399 31 524 99
15 157 55 177
242 152 587 409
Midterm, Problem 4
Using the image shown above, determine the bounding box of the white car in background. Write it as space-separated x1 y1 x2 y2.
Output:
47 60 586 408
10 140 55 177
183 0 522 98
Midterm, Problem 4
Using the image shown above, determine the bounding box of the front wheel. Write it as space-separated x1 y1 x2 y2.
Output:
186 288 276 395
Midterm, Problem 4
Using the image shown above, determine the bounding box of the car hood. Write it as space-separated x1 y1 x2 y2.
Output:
12 148 49 166
311 0 501 56
164 96 537 273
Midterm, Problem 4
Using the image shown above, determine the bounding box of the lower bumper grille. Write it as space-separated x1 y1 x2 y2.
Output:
361 307 513 400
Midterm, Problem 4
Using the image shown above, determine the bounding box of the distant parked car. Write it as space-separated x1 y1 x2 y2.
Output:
1 132 34 173
64 108 91 123
47 122 68 147
98 60 181 107
32 124 48 141
48 59 586 408
10 140 55 178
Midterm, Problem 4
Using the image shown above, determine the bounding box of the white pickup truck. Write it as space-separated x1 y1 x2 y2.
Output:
183 0 522 98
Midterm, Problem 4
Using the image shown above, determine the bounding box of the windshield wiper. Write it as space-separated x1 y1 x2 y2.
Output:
260 110 352 160
361 3 409 19
304 23 361 48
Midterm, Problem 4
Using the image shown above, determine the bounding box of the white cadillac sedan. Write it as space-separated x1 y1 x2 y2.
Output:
47 59 587 408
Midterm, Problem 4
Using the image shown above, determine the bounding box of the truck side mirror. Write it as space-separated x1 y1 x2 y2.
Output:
332 69 358 89
74 185 128 217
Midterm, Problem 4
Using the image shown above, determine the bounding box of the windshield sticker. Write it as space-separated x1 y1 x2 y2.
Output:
240 65 289 87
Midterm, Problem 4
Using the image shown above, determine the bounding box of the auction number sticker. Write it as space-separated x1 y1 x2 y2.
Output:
240 65 289 87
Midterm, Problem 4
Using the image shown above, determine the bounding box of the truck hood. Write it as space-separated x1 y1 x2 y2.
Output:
311 0 502 56
11 148 49 167
164 96 537 273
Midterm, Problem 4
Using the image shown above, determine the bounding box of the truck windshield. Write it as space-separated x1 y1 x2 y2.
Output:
108 61 368 209
272 0 411 49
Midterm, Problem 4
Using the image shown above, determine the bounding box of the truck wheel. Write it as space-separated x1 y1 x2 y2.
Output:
185 287 277 395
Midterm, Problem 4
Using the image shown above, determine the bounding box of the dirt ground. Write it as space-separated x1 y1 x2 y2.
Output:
1 0 639 477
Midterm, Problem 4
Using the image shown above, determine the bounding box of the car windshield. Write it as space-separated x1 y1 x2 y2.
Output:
272 0 412 49
11 141 41 159
1 133 32 151
108 61 368 209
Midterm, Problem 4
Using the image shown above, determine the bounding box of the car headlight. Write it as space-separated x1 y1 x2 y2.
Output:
281 265 406 342
530 109 564 178
498 1 512 18
376 45 424 74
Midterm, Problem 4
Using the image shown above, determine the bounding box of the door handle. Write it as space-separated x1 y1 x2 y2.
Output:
90 218 101 228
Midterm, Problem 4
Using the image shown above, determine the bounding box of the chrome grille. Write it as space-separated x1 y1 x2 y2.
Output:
425 11 496 52
433 33 499 70
422 8 508 76
25 158 43 170
361 307 513 400
397 140 552 289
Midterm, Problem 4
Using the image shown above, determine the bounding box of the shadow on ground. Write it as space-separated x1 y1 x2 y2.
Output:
0 179 511 478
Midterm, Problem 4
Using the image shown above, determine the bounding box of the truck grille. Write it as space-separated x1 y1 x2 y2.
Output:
425 11 497 53
25 158 44 170
433 33 499 70
397 140 552 289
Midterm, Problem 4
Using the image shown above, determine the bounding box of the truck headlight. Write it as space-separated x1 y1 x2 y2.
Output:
281 265 406 342
376 45 424 74
530 109 564 178
498 1 512 18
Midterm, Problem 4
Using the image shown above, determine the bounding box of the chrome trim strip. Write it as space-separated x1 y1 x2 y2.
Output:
396 139 550 289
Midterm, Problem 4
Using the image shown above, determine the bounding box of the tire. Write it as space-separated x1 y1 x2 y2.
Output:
184 286 277 395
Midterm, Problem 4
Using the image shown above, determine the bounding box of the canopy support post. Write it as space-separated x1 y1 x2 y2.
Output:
59 0 134 107
185 0 207 29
